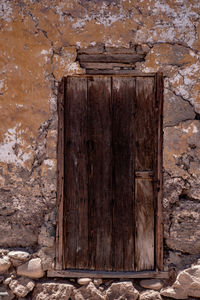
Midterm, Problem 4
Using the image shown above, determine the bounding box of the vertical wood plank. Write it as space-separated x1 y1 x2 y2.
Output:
87 76 113 270
135 77 155 170
135 76 156 271
56 78 65 270
155 73 164 271
112 77 135 271
135 179 154 271
64 76 88 269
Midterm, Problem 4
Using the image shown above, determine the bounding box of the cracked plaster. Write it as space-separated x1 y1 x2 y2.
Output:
0 0 200 274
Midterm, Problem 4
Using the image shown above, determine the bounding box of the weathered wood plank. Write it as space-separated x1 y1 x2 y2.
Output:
112 77 136 271
69 73 156 77
48 270 169 279
135 77 155 170
56 78 65 270
78 53 145 63
64 77 88 269
80 62 136 70
87 76 112 270
155 73 164 271
86 69 149 75
135 179 154 271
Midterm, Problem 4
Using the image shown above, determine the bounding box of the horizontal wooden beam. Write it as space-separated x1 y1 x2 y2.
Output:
64 74 156 78
79 62 136 70
77 53 145 64
85 70 154 75
48 270 168 279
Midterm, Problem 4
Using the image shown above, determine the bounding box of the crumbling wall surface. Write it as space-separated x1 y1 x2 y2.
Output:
0 0 200 299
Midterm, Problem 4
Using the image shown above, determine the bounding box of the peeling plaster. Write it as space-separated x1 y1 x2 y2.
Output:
0 0 13 22
0 124 31 166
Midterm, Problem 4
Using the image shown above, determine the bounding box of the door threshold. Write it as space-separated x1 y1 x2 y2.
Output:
48 269 168 279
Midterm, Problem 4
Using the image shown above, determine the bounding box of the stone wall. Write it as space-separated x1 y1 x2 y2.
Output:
0 0 200 299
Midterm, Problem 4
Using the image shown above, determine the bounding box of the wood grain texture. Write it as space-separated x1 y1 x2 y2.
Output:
78 53 145 63
87 76 112 270
80 62 136 70
56 78 65 270
155 73 164 271
86 70 151 75
48 270 169 279
135 77 155 171
59 74 163 273
64 77 88 269
112 77 135 271
135 179 154 271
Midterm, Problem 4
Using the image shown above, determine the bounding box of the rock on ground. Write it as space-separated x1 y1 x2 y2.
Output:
77 278 92 285
140 290 162 300
32 282 74 300
9 277 35 298
105 281 139 300
140 279 163 290
161 264 200 299
17 258 44 279
74 282 104 300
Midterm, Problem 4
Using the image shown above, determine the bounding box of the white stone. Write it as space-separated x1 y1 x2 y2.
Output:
77 278 92 285
9 277 35 298
0 256 11 273
17 258 44 279
8 251 30 261
140 290 162 300
140 279 163 290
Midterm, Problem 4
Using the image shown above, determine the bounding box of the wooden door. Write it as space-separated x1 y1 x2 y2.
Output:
58 74 163 272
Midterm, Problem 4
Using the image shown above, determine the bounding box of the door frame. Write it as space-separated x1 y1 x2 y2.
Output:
54 72 164 278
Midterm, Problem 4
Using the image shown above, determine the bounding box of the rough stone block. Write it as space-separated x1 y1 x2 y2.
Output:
140 290 162 300
17 258 44 279
32 282 74 300
161 264 200 299
9 277 35 298
105 281 139 300
74 282 104 300
140 279 163 290
0 257 11 273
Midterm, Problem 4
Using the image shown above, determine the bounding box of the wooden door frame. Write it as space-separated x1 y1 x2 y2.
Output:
52 72 165 278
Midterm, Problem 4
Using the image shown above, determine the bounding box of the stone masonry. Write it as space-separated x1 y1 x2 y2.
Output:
0 0 200 299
